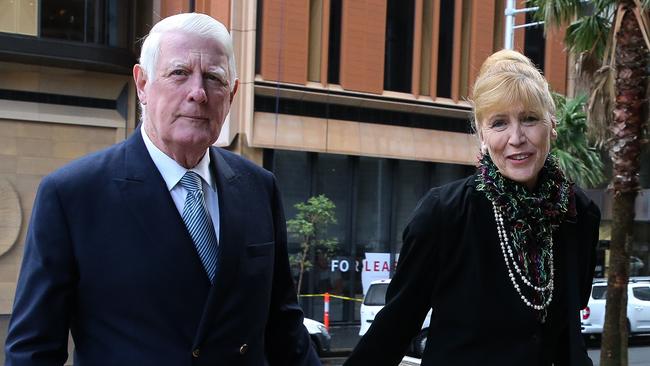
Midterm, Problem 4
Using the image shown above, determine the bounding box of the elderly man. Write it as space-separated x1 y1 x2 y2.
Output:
5 13 320 366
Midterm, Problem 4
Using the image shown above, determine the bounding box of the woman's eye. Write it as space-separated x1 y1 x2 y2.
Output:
523 115 539 125
490 119 507 129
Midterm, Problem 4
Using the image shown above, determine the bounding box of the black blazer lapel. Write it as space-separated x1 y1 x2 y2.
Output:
193 147 246 345
113 129 208 282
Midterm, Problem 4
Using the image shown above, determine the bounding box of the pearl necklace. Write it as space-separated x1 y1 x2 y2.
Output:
492 202 554 311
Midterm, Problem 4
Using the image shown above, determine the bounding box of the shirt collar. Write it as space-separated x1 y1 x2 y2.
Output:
141 125 215 192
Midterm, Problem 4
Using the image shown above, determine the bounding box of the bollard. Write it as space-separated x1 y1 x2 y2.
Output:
323 292 330 330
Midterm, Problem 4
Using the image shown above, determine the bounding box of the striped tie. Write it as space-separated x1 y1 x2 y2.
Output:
179 171 218 283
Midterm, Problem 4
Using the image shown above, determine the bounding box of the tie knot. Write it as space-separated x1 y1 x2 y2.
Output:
180 171 202 192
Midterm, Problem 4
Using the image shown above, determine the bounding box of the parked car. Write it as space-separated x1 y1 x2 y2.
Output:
360 279 432 358
304 317 331 356
581 277 650 338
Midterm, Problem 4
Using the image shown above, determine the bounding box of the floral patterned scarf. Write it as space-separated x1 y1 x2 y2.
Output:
475 153 576 287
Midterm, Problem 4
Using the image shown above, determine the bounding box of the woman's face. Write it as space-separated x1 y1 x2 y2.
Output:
479 103 555 190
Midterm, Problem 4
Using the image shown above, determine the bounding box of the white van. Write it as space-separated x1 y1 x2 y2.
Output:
360 279 432 357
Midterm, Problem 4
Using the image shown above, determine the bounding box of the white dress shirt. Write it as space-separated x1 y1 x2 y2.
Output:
140 125 221 243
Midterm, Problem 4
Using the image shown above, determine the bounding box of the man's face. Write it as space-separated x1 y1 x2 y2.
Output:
135 31 237 159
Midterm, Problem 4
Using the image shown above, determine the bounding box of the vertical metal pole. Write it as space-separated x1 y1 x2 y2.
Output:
504 0 515 49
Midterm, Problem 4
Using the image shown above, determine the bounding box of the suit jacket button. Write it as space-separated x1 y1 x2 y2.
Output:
192 348 200 358
239 344 248 355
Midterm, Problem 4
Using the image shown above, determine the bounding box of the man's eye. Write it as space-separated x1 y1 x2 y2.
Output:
170 69 187 76
206 73 226 85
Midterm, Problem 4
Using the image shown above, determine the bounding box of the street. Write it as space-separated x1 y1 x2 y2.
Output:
320 337 650 365
587 336 650 366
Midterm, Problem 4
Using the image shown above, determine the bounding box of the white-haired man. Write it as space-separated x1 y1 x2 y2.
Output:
6 13 320 366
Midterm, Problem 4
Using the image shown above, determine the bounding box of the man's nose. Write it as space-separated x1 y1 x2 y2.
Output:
187 75 207 103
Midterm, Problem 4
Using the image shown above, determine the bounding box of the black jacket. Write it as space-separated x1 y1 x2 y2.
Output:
6 129 320 366
345 174 600 366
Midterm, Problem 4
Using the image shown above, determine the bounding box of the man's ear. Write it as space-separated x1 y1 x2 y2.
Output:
229 79 240 104
133 64 148 105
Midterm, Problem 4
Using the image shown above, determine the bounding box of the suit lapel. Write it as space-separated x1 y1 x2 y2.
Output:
193 147 246 345
113 129 210 283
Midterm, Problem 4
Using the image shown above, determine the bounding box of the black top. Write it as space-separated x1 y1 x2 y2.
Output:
345 174 601 366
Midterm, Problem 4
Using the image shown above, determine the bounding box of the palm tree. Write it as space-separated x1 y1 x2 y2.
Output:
551 93 605 188
532 1 649 365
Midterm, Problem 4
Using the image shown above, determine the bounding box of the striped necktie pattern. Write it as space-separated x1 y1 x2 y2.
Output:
179 171 218 283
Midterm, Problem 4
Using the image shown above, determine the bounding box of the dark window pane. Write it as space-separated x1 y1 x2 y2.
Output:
384 0 414 92
393 160 428 248
41 0 86 41
40 0 131 48
356 158 392 253
632 286 650 301
327 0 342 84
592 285 607 300
273 150 311 225
436 0 454 98
316 153 350 244
364 283 389 305
430 162 474 188
524 12 545 72
255 0 264 75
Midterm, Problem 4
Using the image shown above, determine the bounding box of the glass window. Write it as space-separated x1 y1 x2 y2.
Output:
592 285 607 300
393 160 429 250
632 286 650 301
384 0 414 92
523 12 545 72
327 0 342 84
364 283 389 306
40 0 131 47
436 0 455 98
356 158 392 253
316 153 351 245
272 150 311 223
430 162 474 188
315 153 352 322
269 149 475 323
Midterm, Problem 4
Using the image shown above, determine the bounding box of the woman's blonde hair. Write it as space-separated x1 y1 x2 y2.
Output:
470 50 555 132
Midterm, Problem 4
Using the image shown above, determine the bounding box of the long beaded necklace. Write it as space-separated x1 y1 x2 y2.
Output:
492 202 554 313
476 153 574 321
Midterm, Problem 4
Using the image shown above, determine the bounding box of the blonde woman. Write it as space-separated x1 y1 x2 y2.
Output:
344 50 600 366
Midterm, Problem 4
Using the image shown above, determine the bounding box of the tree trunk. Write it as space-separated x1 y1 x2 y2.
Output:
600 2 647 365
600 192 634 366
296 244 310 297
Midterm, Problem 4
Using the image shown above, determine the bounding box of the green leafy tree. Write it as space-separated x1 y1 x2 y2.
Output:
287 195 338 296
551 93 605 188
532 1 649 364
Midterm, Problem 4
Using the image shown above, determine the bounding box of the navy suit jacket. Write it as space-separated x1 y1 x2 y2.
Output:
5 129 320 366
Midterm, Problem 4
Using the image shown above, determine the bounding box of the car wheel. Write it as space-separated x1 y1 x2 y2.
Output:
412 329 428 358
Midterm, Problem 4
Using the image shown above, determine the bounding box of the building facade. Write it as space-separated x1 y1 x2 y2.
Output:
0 0 648 359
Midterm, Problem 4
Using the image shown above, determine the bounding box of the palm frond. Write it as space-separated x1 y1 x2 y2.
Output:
552 93 606 187
594 0 617 14
566 15 611 57
530 0 583 25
